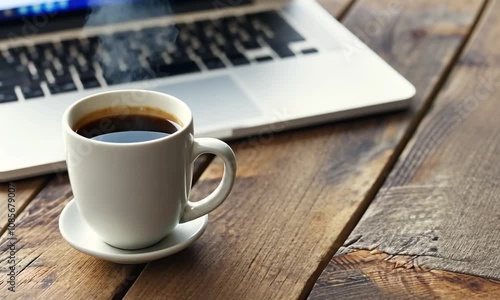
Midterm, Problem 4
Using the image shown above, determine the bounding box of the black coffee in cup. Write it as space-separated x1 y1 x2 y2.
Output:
73 106 181 143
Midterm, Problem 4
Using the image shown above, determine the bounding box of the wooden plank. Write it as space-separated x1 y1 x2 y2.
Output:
310 0 500 298
0 2 356 298
0 178 49 233
125 1 486 299
0 175 143 298
311 250 500 300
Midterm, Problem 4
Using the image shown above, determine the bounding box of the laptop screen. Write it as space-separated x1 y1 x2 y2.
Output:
0 1 138 21
0 0 252 38
0 0 252 22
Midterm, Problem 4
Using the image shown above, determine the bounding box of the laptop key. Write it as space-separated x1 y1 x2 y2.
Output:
248 11 305 44
202 56 225 70
218 44 239 55
50 66 72 79
79 74 101 89
226 53 249 66
48 79 77 94
302 48 319 55
21 84 45 99
7 46 27 57
52 43 66 57
30 71 46 83
33 59 53 70
147 54 166 66
153 59 200 77
102 71 131 85
255 56 273 62
268 43 295 58
0 63 22 77
86 37 99 47
0 54 21 67
35 42 55 54
0 75 27 89
26 48 42 62
240 21 259 36
79 41 97 56
130 68 156 82
194 45 215 58
65 55 80 65
170 50 191 62
0 88 18 103
220 26 239 40
74 62 95 74
241 41 261 50
61 39 80 50
219 16 238 27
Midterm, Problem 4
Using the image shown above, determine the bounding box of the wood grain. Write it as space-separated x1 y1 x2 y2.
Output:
311 250 500 300
311 0 500 298
125 1 486 299
0 2 356 298
0 178 49 233
0 175 143 299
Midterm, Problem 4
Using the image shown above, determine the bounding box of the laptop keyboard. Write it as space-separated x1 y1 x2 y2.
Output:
0 10 318 104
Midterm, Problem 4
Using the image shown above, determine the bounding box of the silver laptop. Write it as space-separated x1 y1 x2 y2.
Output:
0 0 415 181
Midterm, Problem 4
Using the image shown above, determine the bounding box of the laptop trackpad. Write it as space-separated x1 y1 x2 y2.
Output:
151 76 262 135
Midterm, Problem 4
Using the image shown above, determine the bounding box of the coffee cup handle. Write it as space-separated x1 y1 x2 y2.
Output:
181 138 237 223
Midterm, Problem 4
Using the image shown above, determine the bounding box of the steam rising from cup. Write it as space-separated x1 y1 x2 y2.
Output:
84 1 178 85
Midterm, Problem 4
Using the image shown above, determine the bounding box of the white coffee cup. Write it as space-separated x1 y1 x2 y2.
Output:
62 90 237 250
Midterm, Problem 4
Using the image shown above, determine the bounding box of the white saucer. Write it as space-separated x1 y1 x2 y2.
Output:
59 199 208 264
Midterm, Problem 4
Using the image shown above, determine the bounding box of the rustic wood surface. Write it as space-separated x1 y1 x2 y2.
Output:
0 175 144 299
311 250 500 300
310 0 500 298
0 177 49 234
123 0 486 299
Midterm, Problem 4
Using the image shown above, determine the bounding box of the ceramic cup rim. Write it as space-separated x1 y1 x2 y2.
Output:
62 89 193 148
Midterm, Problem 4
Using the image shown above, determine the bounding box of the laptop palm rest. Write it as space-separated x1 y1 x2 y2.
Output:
151 76 263 137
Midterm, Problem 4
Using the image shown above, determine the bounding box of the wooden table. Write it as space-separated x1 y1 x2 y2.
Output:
2 0 500 298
